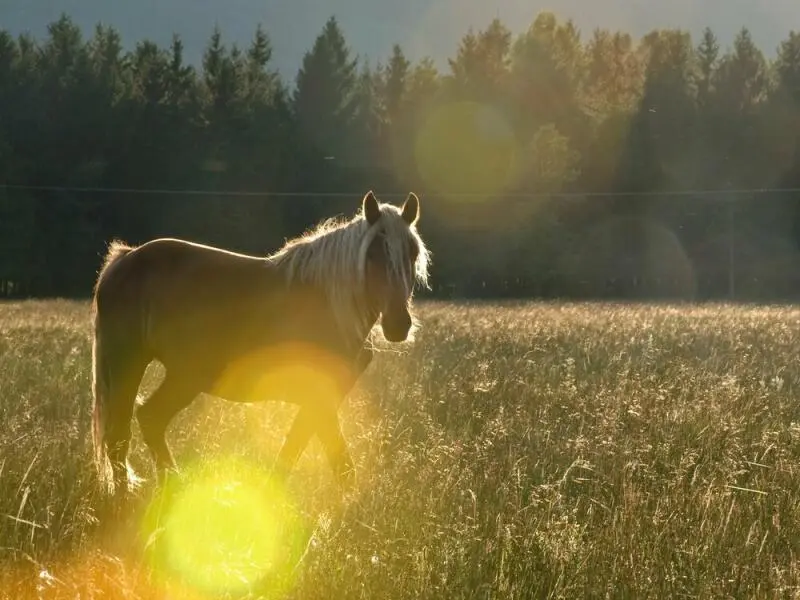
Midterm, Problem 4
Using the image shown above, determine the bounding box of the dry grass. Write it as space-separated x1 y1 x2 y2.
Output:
2 299 800 598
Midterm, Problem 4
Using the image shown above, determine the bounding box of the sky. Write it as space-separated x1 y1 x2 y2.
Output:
3 0 798 84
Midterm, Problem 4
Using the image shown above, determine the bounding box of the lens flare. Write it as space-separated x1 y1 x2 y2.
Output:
562 216 697 299
414 100 519 199
210 341 356 410
141 456 307 597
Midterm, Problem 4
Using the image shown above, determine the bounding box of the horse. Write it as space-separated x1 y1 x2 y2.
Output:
90 190 430 498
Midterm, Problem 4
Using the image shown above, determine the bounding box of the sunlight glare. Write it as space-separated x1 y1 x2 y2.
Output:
210 341 355 410
141 456 306 597
414 100 519 199
562 216 697 299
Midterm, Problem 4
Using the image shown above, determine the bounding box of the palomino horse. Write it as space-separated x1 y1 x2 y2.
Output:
90 191 430 496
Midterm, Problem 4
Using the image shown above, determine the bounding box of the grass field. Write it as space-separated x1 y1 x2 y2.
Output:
2 299 800 599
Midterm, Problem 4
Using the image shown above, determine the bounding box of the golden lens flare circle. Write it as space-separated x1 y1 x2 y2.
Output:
141 455 308 597
414 100 519 198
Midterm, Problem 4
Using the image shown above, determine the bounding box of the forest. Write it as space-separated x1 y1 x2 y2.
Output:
1 12 799 300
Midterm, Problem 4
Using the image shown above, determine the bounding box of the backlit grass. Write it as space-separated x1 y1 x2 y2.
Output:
2 299 800 598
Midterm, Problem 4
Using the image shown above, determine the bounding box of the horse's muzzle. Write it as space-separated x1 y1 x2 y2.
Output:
381 311 412 342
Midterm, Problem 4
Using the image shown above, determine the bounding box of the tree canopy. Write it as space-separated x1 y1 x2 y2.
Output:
1 13 800 300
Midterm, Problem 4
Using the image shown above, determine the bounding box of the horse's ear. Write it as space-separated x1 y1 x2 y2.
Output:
401 192 420 225
362 191 381 225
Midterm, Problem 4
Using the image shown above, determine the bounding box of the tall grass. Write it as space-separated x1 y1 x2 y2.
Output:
2 299 800 598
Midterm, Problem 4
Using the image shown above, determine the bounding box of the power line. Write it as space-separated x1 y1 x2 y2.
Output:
2 183 800 199
0 184 370 198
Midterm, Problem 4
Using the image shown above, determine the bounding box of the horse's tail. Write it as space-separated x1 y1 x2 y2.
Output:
91 240 134 494
91 323 114 493
93 240 133 298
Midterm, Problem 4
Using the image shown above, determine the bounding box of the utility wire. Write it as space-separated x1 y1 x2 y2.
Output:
2 183 800 199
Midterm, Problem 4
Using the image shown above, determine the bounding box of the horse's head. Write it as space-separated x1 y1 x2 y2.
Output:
361 191 430 343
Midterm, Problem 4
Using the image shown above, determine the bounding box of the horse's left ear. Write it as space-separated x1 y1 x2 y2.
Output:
362 191 381 225
401 192 420 225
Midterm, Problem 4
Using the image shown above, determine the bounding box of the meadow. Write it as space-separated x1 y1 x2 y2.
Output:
2 299 800 599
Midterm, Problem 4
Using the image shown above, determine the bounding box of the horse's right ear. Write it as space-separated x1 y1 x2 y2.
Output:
362 191 381 225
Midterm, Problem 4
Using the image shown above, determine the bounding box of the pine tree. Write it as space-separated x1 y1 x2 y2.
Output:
696 27 719 111
293 17 358 156
292 15 359 188
383 44 409 125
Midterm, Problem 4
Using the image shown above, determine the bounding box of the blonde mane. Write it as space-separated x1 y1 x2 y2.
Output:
267 200 430 350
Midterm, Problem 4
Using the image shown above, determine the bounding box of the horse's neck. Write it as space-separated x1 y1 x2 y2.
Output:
270 254 381 359
270 275 370 361
341 306 380 357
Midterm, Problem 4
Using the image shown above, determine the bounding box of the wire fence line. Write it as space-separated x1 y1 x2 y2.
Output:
3 183 800 200
1 181 799 301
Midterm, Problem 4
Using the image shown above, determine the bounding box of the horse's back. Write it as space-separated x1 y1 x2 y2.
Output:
100 237 275 296
102 238 338 364
126 237 265 271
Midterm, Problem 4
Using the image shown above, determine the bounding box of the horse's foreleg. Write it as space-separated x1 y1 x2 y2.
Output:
136 372 200 485
316 407 355 489
355 346 373 377
273 403 354 489
272 346 371 487
317 346 371 487
272 406 316 481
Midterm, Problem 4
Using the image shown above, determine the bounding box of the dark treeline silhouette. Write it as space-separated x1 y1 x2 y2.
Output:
1 13 800 301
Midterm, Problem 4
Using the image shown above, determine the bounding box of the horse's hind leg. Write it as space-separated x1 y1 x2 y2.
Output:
136 371 200 485
104 360 148 496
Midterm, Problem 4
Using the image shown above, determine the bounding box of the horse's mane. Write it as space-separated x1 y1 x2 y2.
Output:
267 201 430 349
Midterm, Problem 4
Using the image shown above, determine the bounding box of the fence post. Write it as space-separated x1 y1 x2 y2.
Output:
728 199 735 301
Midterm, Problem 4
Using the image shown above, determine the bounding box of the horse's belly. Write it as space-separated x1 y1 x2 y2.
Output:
148 308 357 408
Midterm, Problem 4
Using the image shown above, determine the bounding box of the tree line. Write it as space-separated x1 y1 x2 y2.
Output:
1 12 800 300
